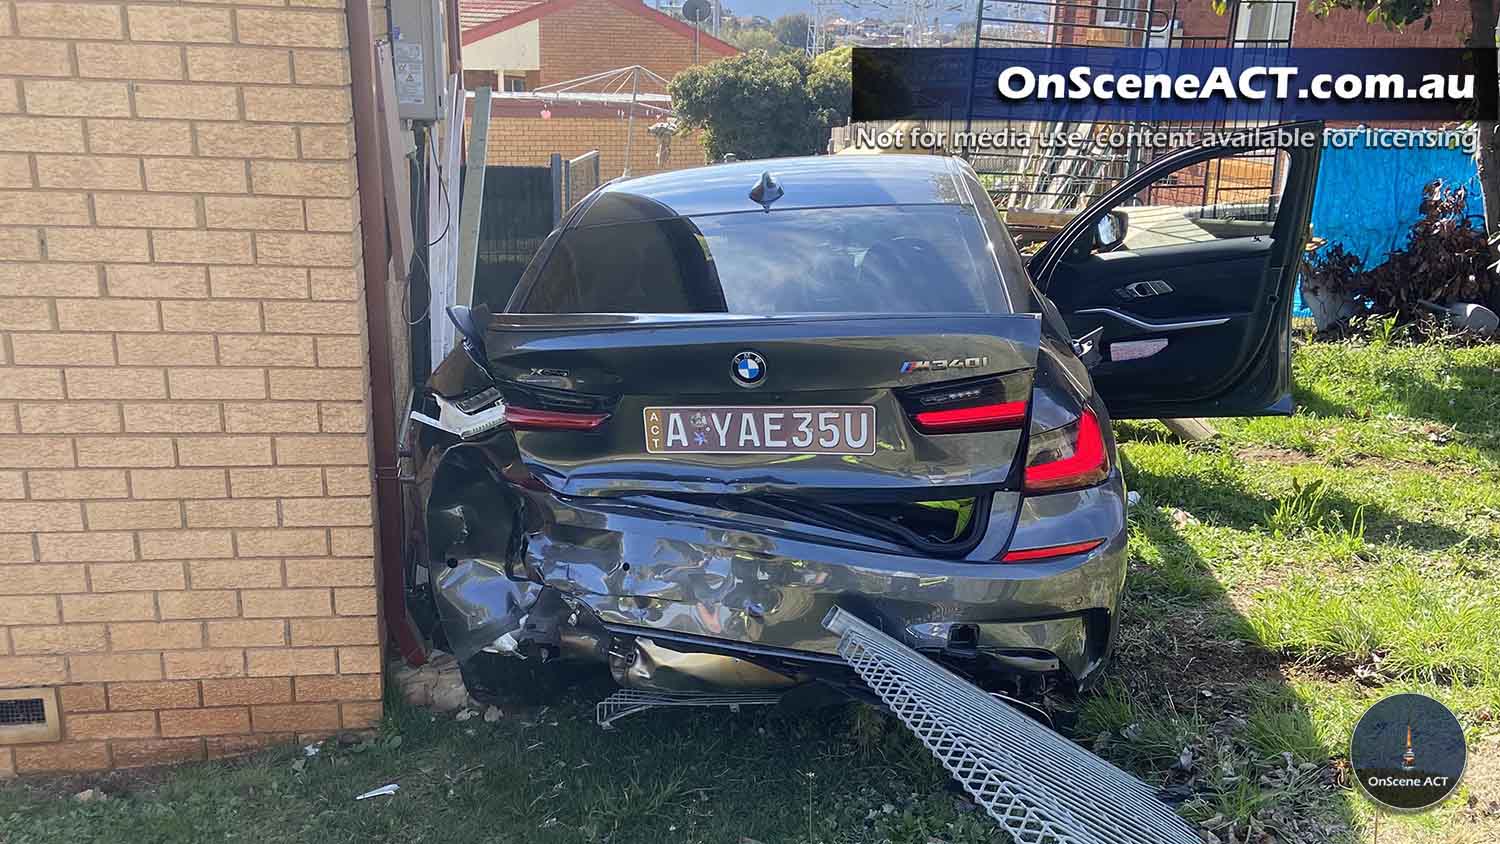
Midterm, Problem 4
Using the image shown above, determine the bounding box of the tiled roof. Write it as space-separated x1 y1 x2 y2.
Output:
458 0 549 32
459 0 739 55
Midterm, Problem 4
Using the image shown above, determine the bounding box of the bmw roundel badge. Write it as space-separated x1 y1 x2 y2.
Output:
731 351 766 388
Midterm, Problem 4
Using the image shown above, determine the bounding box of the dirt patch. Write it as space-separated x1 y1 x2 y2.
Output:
0 764 180 802
1112 603 1285 708
1460 735 1500 816
1235 446 1314 465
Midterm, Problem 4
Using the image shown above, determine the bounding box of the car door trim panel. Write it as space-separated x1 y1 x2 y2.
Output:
1074 308 1233 332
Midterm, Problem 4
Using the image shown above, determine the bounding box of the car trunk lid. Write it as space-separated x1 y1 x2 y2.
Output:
482 312 1041 501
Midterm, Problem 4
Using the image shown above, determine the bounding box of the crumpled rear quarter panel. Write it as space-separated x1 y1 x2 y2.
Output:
523 482 1127 679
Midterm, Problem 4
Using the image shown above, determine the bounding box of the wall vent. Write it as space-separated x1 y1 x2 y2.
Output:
0 688 59 745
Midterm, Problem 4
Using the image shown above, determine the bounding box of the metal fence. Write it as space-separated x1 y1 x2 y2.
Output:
551 149 602 224
472 164 553 310
469 149 604 310
961 0 1297 220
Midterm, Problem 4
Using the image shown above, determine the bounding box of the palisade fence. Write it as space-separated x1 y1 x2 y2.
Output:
946 0 1299 227
469 149 602 310
553 149 603 222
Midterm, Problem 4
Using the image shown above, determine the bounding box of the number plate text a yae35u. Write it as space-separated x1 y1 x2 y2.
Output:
644 406 876 455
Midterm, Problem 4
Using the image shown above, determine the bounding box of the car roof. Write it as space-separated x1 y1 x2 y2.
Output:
581 154 969 222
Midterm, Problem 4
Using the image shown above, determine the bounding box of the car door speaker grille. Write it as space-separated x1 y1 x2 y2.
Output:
823 608 1200 844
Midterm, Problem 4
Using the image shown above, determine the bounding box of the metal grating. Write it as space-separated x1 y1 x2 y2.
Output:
0 697 46 726
955 0 1298 217
595 689 782 729
823 607 1201 844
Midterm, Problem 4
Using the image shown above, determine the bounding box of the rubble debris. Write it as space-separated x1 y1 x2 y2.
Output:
356 784 400 800
390 650 469 712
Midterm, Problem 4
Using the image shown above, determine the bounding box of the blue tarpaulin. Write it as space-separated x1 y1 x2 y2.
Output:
1297 129 1483 315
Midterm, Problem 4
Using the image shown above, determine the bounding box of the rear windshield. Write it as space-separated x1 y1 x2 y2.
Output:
518 205 1013 315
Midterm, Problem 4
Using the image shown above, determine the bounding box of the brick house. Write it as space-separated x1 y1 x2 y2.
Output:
459 0 737 90
1055 0 1470 49
460 0 737 177
0 0 424 774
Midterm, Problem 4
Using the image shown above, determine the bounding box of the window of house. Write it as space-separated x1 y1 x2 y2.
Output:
504 76 527 93
1234 0 1294 43
1096 0 1138 28
462 69 499 90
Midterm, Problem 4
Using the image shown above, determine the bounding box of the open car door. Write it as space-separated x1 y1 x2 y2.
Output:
1028 121 1322 419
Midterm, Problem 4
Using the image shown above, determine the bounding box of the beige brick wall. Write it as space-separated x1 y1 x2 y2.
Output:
534 0 733 87
480 113 709 179
0 0 383 773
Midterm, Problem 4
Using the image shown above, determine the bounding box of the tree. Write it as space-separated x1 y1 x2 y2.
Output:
670 49 853 160
809 45 854 129
1300 0 1500 257
772 13 811 51
726 26 784 53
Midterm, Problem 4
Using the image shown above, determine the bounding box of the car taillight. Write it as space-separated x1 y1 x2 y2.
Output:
503 405 610 431
900 372 1030 434
1023 408 1108 492
1000 538 1104 563
912 400 1027 433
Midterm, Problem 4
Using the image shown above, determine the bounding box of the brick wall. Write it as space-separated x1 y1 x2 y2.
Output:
1291 3 1468 47
1172 0 1469 46
0 0 383 774
482 113 708 178
534 0 732 86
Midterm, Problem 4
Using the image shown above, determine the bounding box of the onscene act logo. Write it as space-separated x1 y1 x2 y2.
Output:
1349 692 1467 812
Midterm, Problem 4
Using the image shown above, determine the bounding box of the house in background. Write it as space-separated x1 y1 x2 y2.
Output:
459 0 737 91
457 0 738 179
1041 0 1470 50
1057 0 1473 49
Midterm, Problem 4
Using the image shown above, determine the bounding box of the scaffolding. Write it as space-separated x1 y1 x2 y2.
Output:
956 0 1298 217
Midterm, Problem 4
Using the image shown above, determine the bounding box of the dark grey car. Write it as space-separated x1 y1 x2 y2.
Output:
409 123 1321 703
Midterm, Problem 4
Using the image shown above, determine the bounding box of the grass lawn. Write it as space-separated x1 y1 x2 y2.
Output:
2 338 1497 844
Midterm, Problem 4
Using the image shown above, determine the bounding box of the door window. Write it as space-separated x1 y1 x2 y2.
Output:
1096 149 1288 253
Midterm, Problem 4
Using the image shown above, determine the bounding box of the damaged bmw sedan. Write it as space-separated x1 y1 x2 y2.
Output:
409 127 1321 705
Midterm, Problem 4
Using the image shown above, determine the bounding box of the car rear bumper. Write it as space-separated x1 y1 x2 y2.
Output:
433 471 1129 689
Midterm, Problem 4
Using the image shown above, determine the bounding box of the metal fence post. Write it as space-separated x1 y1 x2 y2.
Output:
456 86 491 309
549 152 564 227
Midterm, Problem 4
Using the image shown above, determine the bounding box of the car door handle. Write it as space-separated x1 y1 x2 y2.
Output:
1117 280 1174 299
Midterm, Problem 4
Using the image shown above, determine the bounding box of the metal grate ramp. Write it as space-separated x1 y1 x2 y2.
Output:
823 607 1201 844
595 689 782 729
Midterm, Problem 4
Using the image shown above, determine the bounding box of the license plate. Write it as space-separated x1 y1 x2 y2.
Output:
643 406 876 455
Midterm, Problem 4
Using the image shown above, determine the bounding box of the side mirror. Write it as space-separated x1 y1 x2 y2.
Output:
446 305 490 375
1094 210 1127 252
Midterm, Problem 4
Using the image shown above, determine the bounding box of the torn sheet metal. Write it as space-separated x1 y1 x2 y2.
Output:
431 558 541 661
824 607 1201 844
523 487 1123 683
611 638 799 692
